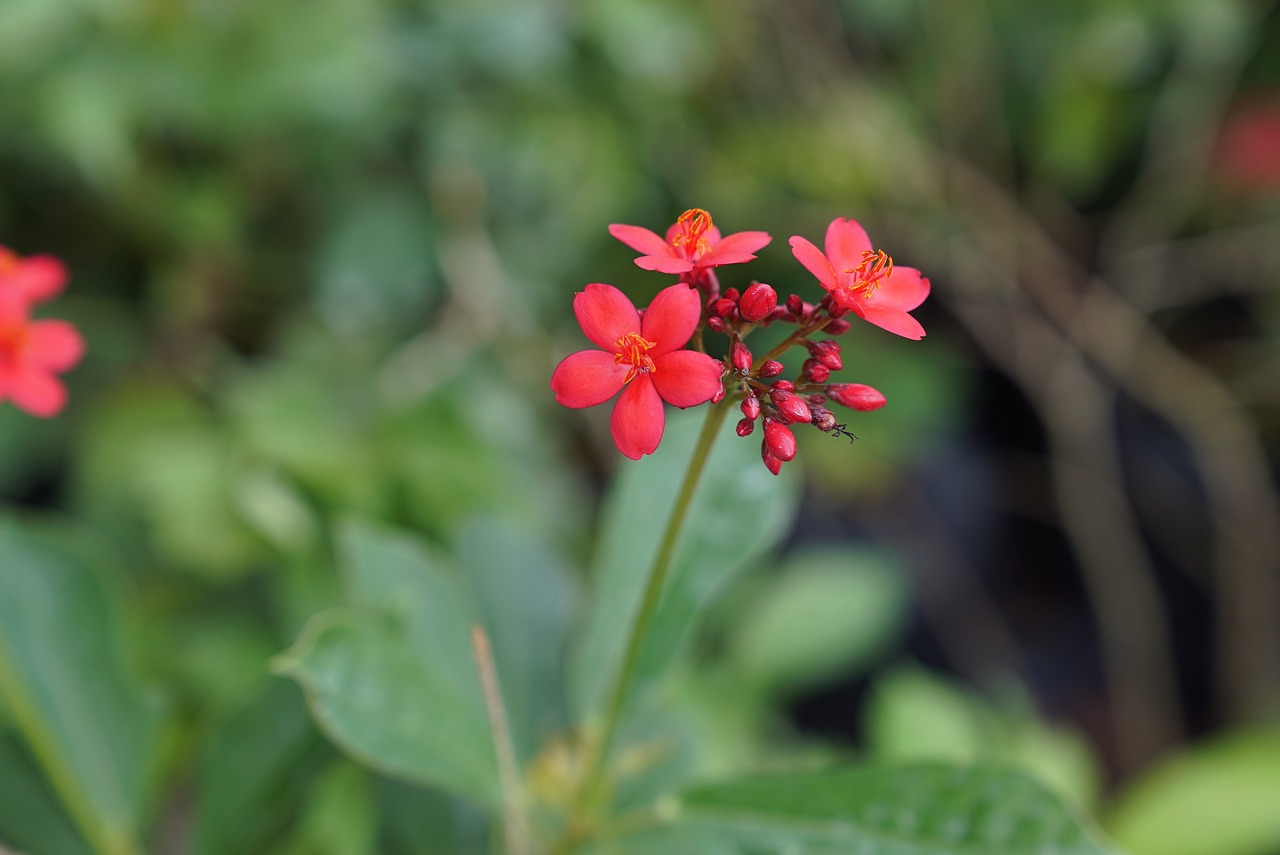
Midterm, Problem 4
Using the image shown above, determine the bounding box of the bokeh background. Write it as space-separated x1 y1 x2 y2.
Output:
1 0 1278 853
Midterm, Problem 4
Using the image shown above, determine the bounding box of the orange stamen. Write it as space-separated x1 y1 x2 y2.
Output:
670 208 714 258
614 331 658 383
845 249 894 297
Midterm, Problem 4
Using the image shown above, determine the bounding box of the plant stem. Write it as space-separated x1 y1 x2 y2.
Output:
567 400 730 838
471 625 531 855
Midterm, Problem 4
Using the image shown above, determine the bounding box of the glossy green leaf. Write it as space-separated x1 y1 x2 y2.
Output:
572 407 800 719
0 521 159 855
0 734 95 855
725 547 909 695
677 764 1119 855
1106 724 1280 855
274 519 497 805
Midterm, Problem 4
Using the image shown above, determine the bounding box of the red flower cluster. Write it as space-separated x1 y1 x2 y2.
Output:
0 247 84 417
552 209 930 468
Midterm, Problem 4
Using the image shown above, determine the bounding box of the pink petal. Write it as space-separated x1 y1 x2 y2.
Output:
609 224 672 257
641 283 702 355
4 255 67 304
25 320 84 371
859 304 926 340
698 231 772 268
574 283 640 351
635 255 694 274
610 375 664 459
651 350 723 407
551 349 628 408
788 236 838 292
6 368 68 417
868 266 930 312
824 218 873 271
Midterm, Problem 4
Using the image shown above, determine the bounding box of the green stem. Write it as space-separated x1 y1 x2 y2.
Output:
565 399 731 843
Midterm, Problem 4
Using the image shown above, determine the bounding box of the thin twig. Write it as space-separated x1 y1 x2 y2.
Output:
471 625 532 855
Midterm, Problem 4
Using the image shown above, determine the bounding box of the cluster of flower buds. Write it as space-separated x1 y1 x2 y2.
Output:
554 209 928 467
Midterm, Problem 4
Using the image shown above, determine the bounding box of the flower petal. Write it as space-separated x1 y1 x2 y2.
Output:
609 224 672 257
641 283 702 355
25 320 84 371
551 349 628 408
574 283 640 351
610 374 664 459
788 236 838 292
651 350 723 407
6 368 68 417
824 218 873 271
4 255 67 304
635 254 694 274
698 230 772 268
859 304 926 340
868 266 930 312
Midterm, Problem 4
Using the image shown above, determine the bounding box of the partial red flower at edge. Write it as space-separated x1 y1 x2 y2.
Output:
0 245 69 308
0 294 84 418
788 218 930 340
609 208 771 276
551 282 723 460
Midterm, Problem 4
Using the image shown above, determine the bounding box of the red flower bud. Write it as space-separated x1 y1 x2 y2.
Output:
758 360 784 378
763 418 797 461
827 383 886 411
761 448 783 475
738 282 778 322
786 293 804 317
812 409 837 432
730 341 752 373
824 318 851 335
770 388 813 423
770 379 795 392
741 394 761 420
712 297 737 318
802 359 831 384
809 394 826 404
710 381 727 404
736 417 755 437
810 340 843 370
706 316 729 334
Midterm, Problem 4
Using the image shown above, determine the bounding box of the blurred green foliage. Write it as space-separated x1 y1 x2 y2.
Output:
1 0 1277 851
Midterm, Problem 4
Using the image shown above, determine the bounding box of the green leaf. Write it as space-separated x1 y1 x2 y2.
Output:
572 408 800 719
195 680 323 855
274 519 497 805
677 764 1119 855
1105 724 1280 855
0 734 95 855
0 521 159 855
725 547 909 695
275 761 378 855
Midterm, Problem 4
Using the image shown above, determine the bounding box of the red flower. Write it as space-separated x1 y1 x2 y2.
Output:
0 298 83 419
789 218 930 340
551 282 723 459
609 208 771 277
0 246 69 309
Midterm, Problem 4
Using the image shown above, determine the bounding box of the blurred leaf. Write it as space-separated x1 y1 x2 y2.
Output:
374 777 491 855
572 407 800 720
725 547 909 696
452 516 581 763
0 734 95 855
274 519 497 805
0 521 159 855
1105 724 1280 855
583 826 736 855
677 764 1119 854
275 761 377 855
195 680 321 855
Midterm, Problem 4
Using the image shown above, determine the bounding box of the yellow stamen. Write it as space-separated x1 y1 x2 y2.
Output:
670 208 714 258
614 332 658 383
843 249 894 298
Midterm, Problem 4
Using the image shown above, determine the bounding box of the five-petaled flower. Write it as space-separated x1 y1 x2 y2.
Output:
789 218 930 340
0 246 83 417
609 208 771 278
550 282 723 459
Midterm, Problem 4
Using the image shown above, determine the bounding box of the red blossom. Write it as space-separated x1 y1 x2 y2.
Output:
609 208 771 277
789 218 930 340
0 250 83 417
551 282 724 459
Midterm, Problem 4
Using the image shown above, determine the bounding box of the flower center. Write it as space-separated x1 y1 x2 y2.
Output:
843 249 894 298
614 331 657 383
670 208 713 259
0 319 27 363
0 249 17 277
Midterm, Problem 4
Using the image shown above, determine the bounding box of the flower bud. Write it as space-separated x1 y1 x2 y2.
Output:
809 394 826 405
738 282 778 322
763 418 797 461
741 394 761 420
786 293 804 317
711 297 737 318
824 317 851 335
730 341 753 373
706 316 729 334
757 360 784 378
736 417 755 437
770 379 795 392
722 287 740 302
770 388 813 423
827 383 886 411
710 381 727 404
810 340 843 370
802 359 831 384
812 410 837 432
760 445 783 476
